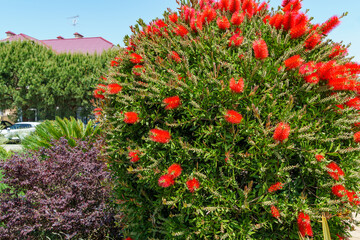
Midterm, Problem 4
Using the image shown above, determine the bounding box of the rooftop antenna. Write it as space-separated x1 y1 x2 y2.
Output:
67 15 79 28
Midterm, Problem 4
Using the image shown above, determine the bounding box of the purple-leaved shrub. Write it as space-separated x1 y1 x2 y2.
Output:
0 138 117 239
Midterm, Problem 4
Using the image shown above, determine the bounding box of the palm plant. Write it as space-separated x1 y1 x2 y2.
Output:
22 116 101 150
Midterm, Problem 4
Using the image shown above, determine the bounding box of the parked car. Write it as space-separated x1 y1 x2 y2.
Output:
0 122 40 142
0 120 14 129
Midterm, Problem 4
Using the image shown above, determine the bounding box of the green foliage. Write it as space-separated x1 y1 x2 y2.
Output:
0 146 8 160
0 40 117 119
22 116 101 150
99 1 360 239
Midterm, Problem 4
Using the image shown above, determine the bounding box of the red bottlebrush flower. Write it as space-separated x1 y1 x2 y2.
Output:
336 104 344 110
130 53 143 64
155 19 167 29
218 0 229 11
305 33 321 50
268 182 284 193
271 205 280 218
174 25 189 37
107 83 122 94
283 0 301 12
110 60 119 67
228 0 241 13
124 112 139 124
256 1 268 13
315 154 324 162
202 6 217 23
273 122 291 142
158 174 175 188
169 13 178 23
270 14 284 30
186 178 200 193
252 39 269 60
231 11 245 26
125 238 133 240
328 78 358 91
229 77 244 93
224 110 243 124
299 61 315 76
242 0 255 18
345 97 360 110
217 16 230 30
284 55 304 70
354 131 360 143
132 65 145 76
281 0 291 7
327 162 345 181
163 96 181 110
100 76 107 82
263 15 271 24
290 24 307 39
336 234 345 240
297 212 313 237
150 129 171 143
317 61 336 80
190 17 203 32
228 34 244 47
321 16 340 35
332 184 347 198
94 84 106 99
167 164 182 178
329 44 348 58
93 107 102 116
169 51 181 63
128 151 140 163
125 46 133 54
282 12 296 31
304 73 320 84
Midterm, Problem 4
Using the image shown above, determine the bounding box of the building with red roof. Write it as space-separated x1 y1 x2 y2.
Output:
1 31 114 54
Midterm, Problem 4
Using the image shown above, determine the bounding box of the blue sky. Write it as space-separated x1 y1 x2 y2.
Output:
0 0 359 61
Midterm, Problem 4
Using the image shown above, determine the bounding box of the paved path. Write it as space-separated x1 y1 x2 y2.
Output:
351 214 360 240
1 144 22 152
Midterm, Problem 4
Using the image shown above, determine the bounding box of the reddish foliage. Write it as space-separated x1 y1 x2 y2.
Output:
0 138 116 239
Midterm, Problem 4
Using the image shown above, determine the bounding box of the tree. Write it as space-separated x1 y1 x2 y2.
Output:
0 40 117 120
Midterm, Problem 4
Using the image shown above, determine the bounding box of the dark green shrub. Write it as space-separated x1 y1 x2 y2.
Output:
22 116 101 150
97 0 360 239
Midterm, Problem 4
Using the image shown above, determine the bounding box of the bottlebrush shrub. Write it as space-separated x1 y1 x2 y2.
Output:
97 0 360 239
0 138 118 239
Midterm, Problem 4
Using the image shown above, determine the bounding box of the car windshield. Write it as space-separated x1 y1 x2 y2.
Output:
8 124 32 130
